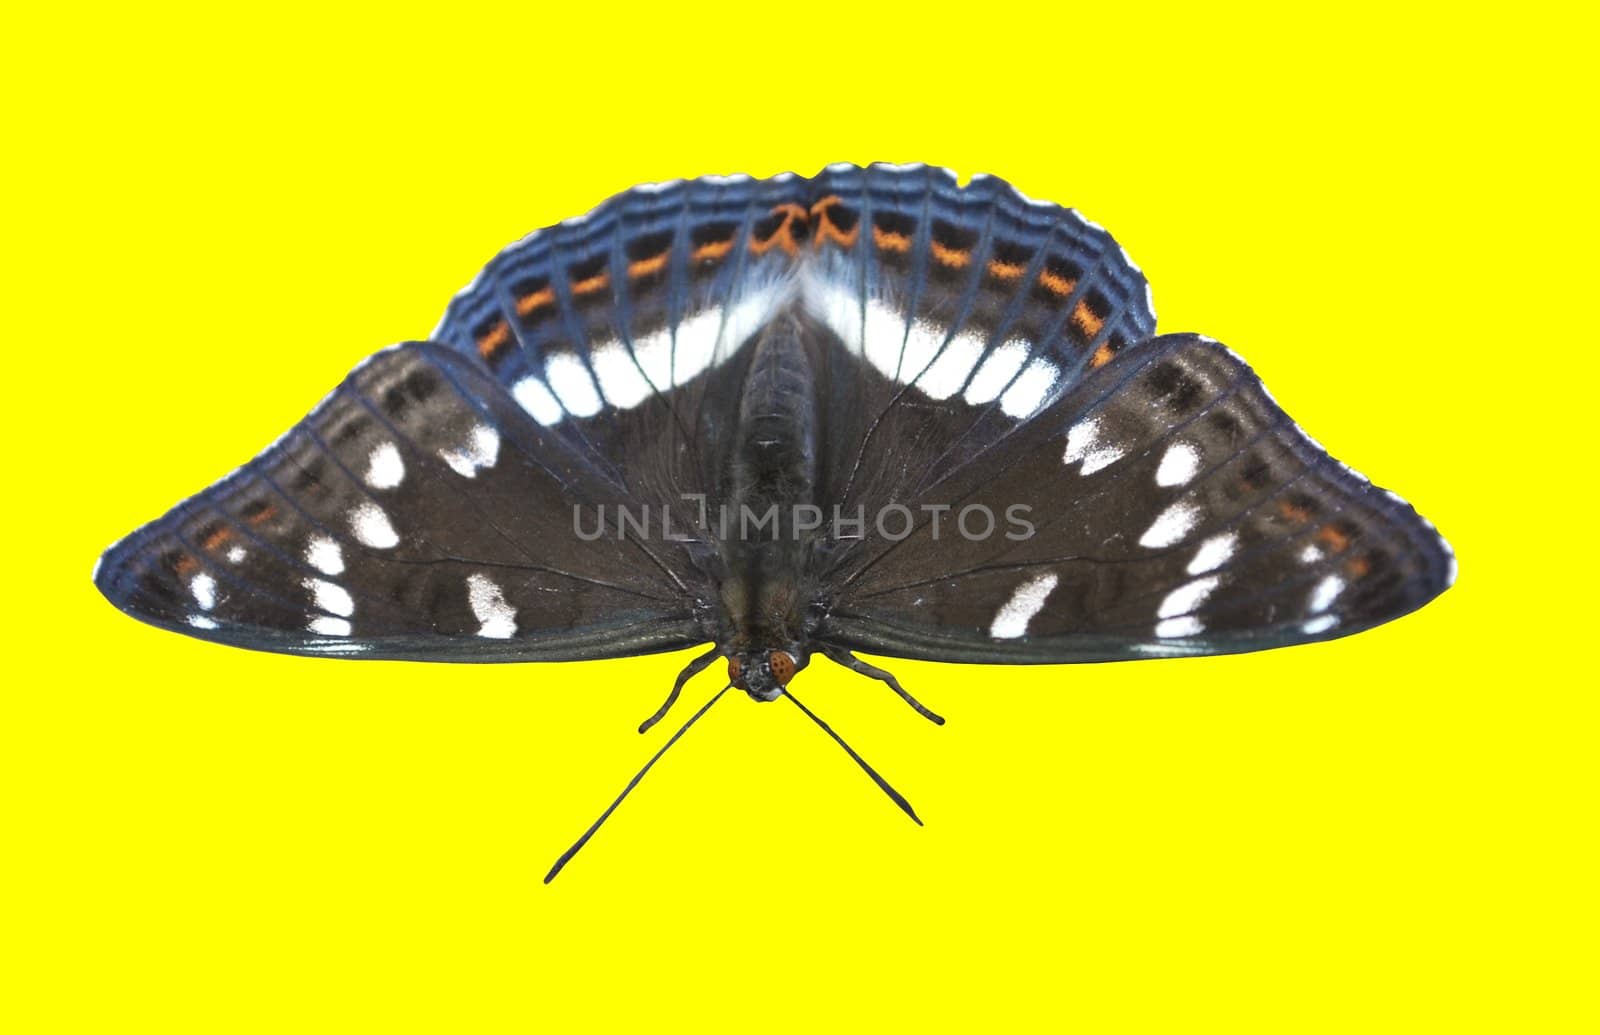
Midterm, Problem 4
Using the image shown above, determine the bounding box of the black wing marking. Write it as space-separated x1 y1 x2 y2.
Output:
817 333 1455 662
95 343 708 660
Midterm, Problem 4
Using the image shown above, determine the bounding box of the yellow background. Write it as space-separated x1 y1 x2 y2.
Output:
4 4 1593 1031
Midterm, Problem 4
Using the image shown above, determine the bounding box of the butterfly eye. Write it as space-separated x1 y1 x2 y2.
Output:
727 657 743 685
769 650 797 685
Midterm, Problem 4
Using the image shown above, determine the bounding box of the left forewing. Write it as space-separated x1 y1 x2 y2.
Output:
95 343 709 661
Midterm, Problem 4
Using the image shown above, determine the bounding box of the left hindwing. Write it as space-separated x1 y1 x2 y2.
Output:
430 173 809 515
818 333 1455 662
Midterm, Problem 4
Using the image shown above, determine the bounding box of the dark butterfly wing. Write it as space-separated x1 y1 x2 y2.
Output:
817 330 1454 661
795 165 1451 661
798 163 1157 513
98 163 1451 665
97 174 828 660
430 173 810 523
94 341 712 660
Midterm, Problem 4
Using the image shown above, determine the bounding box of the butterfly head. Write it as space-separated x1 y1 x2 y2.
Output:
727 647 807 702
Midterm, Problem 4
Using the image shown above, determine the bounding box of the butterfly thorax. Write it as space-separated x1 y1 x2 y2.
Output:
717 314 821 699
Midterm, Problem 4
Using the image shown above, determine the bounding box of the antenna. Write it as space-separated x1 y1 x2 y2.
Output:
545 685 730 883
782 689 923 825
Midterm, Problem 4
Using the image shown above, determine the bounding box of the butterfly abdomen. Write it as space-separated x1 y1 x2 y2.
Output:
729 314 819 516
715 313 826 651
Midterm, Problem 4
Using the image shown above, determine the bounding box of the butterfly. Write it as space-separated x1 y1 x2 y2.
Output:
94 163 1455 880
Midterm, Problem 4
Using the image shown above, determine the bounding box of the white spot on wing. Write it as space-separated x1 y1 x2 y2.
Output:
545 353 603 417
466 573 517 639
896 318 946 383
631 327 674 391
590 340 654 408
806 281 863 354
717 286 784 364
226 546 246 564
304 577 354 617
1309 574 1345 613
963 340 1028 405
189 573 217 611
999 357 1059 419
1156 441 1201 487
989 573 1059 639
1080 448 1123 475
915 330 985 400
1302 615 1338 634
1063 418 1099 462
187 615 218 630
365 442 405 489
1187 533 1238 575
309 616 351 637
862 301 911 377
512 377 563 426
671 307 724 383
1062 417 1125 475
1158 575 1220 619
1155 615 1203 638
440 424 500 478
305 535 344 575
351 502 399 549
1139 502 1201 548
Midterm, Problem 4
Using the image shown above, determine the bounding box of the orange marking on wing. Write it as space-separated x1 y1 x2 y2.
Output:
1346 555 1373 578
1071 300 1105 339
692 239 733 262
810 196 858 249
806 199 844 222
628 252 669 278
1278 499 1312 523
174 554 200 576
1036 269 1076 295
571 270 610 296
816 221 858 248
930 240 970 268
202 526 234 551
1316 525 1351 552
873 225 911 253
476 319 512 359
1089 342 1116 368
749 203 808 256
247 503 278 526
514 286 555 317
748 233 791 256
834 228 859 248
987 259 1026 281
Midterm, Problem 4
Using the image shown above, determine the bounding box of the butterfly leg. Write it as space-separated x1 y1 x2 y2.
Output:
637 646 723 734
818 645 945 726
